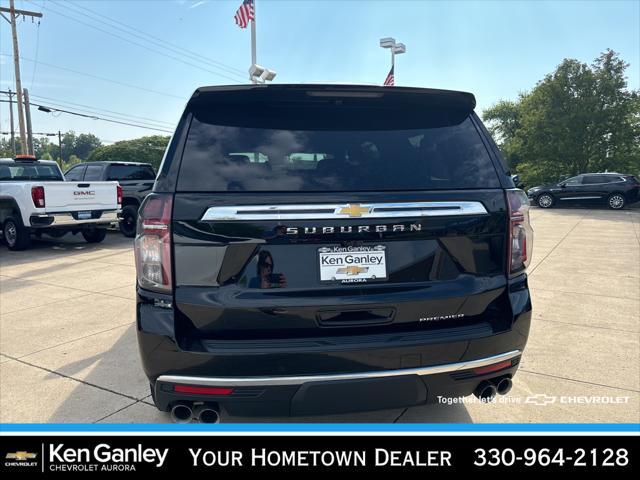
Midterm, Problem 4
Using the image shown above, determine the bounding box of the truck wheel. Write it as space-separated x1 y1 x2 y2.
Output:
3 217 30 251
82 228 107 243
119 205 138 238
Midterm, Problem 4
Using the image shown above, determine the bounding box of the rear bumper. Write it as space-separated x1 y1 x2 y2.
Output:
29 210 119 228
152 350 522 415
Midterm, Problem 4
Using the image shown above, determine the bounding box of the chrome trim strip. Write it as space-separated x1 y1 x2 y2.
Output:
30 210 119 227
201 201 488 221
559 196 601 201
157 350 521 387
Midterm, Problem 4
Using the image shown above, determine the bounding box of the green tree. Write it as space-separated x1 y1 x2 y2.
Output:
87 135 170 170
73 133 102 160
0 138 14 157
63 155 83 170
483 50 640 187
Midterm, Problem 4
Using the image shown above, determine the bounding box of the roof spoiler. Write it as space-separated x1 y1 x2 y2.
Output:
187 84 476 113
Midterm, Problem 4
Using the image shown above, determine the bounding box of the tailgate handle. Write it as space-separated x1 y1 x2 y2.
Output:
77 183 90 187
317 308 395 327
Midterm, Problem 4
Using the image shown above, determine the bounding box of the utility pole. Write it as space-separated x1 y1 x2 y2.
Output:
0 1 43 154
58 130 63 167
23 88 34 156
7 89 16 156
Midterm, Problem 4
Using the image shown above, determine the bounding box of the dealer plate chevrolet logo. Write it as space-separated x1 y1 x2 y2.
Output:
337 204 372 217
337 266 369 275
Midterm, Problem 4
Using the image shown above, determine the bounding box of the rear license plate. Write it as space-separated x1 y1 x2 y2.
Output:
77 211 91 220
318 245 387 282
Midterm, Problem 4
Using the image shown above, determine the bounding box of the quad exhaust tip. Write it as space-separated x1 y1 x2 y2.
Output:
474 381 497 402
473 377 513 402
496 377 513 395
170 402 220 423
170 403 193 423
194 404 220 424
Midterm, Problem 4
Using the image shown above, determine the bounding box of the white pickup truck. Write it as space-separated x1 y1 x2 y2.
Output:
0 156 121 250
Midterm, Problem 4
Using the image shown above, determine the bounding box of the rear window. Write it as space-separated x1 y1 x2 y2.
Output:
84 164 104 181
0 163 63 181
178 116 499 192
107 164 155 181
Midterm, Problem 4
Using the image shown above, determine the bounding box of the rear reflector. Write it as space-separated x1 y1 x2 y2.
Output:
472 360 513 376
174 385 234 396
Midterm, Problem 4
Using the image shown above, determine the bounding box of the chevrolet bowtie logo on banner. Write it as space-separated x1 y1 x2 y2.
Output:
337 204 372 218
5 451 37 461
336 266 369 276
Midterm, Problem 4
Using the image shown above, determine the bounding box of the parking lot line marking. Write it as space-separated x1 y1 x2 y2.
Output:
2 320 133 359
518 369 640 394
0 291 95 316
528 213 586 275
530 286 639 301
0 353 148 402
93 399 144 424
534 318 640 334
0 274 133 297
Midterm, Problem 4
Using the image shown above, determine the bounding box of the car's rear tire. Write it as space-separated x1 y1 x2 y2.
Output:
537 193 554 208
82 227 107 243
608 193 625 210
119 205 138 238
3 217 30 251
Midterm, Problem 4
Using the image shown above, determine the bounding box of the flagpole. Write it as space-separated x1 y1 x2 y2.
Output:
250 0 257 83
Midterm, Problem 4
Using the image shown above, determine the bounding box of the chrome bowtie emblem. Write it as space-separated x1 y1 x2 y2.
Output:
337 204 372 217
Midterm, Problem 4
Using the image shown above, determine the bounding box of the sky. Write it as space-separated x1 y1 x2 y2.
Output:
0 0 639 144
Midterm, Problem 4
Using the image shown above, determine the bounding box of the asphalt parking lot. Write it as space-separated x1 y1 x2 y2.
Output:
1 208 638 424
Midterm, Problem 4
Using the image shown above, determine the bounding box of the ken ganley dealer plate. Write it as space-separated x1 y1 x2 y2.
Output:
318 245 387 282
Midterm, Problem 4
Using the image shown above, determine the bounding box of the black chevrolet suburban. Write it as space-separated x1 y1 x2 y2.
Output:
65 161 156 237
135 84 533 423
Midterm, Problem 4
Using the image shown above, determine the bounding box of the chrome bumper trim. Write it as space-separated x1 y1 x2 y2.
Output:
201 201 488 222
157 350 521 387
30 210 119 227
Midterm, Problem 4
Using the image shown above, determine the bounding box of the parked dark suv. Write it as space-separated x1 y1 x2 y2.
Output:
65 161 156 236
527 173 640 210
135 84 533 422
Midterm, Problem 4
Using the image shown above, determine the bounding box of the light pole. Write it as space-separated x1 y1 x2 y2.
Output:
380 37 406 85
249 64 277 84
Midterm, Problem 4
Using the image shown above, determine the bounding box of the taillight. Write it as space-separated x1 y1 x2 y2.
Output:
117 185 123 206
31 186 45 208
134 194 173 293
507 189 533 275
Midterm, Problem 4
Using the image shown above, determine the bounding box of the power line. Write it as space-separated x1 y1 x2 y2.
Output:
0 98 173 134
0 53 184 100
65 0 246 78
29 0 43 89
29 97 174 131
30 1 247 84
29 94 175 128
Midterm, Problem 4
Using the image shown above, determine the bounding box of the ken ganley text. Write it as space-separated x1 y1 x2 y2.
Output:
190 448 452 467
48 444 168 472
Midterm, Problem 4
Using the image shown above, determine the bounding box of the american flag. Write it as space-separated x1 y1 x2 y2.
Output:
383 65 394 86
234 0 255 29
